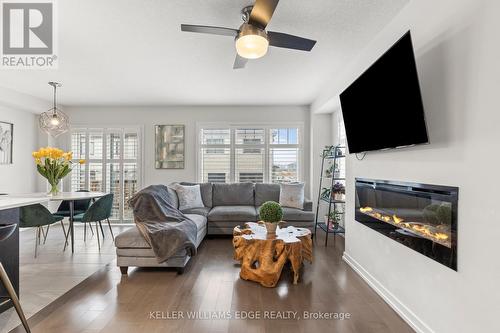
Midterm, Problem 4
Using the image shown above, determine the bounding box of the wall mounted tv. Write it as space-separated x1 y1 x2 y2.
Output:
340 31 428 154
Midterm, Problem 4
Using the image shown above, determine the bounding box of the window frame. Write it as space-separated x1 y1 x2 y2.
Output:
66 125 144 222
196 122 304 184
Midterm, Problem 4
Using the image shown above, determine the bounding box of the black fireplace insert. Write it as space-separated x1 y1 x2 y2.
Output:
355 178 458 270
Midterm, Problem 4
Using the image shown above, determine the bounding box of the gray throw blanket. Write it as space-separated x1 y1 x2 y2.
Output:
129 185 197 263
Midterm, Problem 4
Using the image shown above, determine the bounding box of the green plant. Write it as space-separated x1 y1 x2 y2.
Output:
327 211 342 223
259 201 283 223
332 182 345 194
321 145 335 157
321 188 331 198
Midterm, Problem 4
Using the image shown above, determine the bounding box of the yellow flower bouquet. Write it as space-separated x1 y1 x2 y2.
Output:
32 147 86 195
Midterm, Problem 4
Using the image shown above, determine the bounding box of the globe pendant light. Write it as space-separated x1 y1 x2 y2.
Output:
39 82 69 137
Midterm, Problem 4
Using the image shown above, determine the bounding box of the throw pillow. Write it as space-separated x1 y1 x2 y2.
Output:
174 184 205 211
279 183 305 209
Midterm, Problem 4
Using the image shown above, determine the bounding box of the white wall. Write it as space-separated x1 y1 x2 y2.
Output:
61 106 312 196
313 0 500 332
309 112 334 212
0 107 38 193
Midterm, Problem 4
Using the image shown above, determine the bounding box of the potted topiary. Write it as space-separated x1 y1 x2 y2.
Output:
259 201 283 235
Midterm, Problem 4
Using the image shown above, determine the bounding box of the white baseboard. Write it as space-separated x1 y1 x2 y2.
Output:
342 252 434 333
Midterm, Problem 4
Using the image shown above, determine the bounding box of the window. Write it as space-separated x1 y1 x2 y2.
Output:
198 125 302 183
69 127 141 222
239 172 264 183
207 173 226 183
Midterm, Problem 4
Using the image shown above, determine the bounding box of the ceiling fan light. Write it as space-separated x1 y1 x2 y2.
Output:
235 23 269 59
236 34 269 59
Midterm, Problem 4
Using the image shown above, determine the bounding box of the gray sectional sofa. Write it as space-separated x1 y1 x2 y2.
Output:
115 182 314 274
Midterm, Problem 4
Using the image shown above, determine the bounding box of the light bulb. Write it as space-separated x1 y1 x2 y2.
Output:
235 23 269 59
236 34 269 59
50 115 60 126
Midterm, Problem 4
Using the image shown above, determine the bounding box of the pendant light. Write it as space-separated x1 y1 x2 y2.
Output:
39 82 69 137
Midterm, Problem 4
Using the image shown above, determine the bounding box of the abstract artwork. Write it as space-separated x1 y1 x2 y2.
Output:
0 122 13 164
155 125 185 169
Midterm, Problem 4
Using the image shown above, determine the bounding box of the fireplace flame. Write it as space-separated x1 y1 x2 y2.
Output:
393 214 404 224
434 232 449 240
358 206 451 247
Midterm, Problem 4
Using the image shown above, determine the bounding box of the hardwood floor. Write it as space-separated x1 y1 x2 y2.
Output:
0 223 126 333
8 233 413 333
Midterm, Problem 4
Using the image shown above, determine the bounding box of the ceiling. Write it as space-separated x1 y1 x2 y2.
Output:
0 0 408 107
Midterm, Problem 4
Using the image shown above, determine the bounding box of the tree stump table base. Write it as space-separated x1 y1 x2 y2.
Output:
233 222 313 288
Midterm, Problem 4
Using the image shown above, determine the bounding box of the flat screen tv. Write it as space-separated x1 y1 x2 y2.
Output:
340 31 428 154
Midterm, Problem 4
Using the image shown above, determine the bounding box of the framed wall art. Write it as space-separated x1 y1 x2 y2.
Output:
0 122 13 164
155 125 185 169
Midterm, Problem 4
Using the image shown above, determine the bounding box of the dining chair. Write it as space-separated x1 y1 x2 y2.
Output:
71 194 114 250
54 189 94 239
19 204 66 257
0 224 31 333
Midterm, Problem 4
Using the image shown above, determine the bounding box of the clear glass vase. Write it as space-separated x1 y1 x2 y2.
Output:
48 182 60 196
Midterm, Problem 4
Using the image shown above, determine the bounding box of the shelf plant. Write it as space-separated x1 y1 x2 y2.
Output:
321 187 331 200
325 211 343 230
332 182 345 201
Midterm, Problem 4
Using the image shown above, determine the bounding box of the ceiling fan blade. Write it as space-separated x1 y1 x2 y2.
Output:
181 24 238 37
233 54 248 69
267 31 317 51
249 0 280 29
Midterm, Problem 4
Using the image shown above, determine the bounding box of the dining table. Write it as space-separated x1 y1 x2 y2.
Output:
47 192 108 253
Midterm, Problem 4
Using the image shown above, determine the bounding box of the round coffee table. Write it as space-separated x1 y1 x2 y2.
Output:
233 222 312 287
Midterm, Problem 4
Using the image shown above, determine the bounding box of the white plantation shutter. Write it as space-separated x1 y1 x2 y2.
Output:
123 132 139 220
70 131 86 190
88 163 103 191
201 148 230 183
70 162 86 191
235 148 264 183
70 127 142 222
200 129 231 183
198 125 302 184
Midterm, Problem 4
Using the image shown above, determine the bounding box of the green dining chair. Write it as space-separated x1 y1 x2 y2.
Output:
20 204 66 257
53 189 95 239
55 190 92 217
71 194 114 250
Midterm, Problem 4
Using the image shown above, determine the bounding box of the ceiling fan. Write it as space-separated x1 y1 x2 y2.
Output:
181 0 317 69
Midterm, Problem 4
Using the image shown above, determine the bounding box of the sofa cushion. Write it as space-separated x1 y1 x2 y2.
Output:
279 183 305 209
254 183 280 206
208 205 257 222
180 182 213 208
167 186 179 209
181 206 210 217
212 183 254 206
257 206 315 222
174 184 204 210
184 214 208 230
115 227 150 248
116 214 207 249
282 207 315 221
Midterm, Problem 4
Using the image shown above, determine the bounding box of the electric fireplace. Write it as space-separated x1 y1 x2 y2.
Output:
355 178 458 270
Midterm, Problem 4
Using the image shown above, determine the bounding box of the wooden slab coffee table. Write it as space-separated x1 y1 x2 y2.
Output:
233 222 312 288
